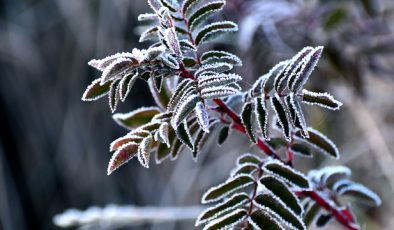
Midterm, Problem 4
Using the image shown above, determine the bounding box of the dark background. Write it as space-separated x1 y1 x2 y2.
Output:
0 0 393 229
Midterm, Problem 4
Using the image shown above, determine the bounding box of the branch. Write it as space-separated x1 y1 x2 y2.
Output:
53 205 205 229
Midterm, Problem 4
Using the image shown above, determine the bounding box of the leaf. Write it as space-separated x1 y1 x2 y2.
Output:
112 107 161 129
267 138 287 150
82 78 112 101
139 26 159 42
119 71 139 101
182 0 202 16
303 202 321 228
236 153 262 165
171 94 200 129
183 57 197 67
109 79 121 113
241 102 256 143
290 143 312 158
316 214 333 227
159 0 179 12
284 93 308 137
155 128 176 163
195 21 238 46
198 73 242 89
200 86 238 99
302 90 343 110
320 166 351 188
286 47 314 90
271 94 291 141
101 57 135 85
263 160 310 189
88 52 135 71
263 60 288 95
175 121 194 150
217 125 230 145
147 0 162 12
201 50 242 66
148 77 172 110
254 193 306 230
145 45 166 60
110 135 144 152
195 63 233 77
192 119 219 159
338 183 381 206
158 122 170 146
196 193 249 226
188 1 225 30
260 176 303 215
170 138 185 160
107 142 139 175
167 79 194 111
138 13 157 21
291 46 324 93
195 102 210 132
164 27 182 57
202 175 254 203
295 127 339 159
202 209 247 230
179 39 196 52
154 76 163 92
249 210 284 230
137 135 153 168
230 163 258 177
254 97 269 140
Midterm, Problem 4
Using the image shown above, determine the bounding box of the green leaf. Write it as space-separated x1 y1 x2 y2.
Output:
137 135 153 168
196 193 249 225
338 183 381 206
267 138 287 150
139 26 159 42
82 78 112 101
286 47 314 90
254 194 306 230
217 126 230 145
263 160 310 189
201 50 242 66
202 175 254 203
254 97 269 140
303 202 321 228
271 94 291 141
171 94 200 129
263 60 288 95
230 163 258 177
176 121 194 150
260 176 303 215
188 1 225 31
112 107 161 129
202 209 247 230
183 57 197 67
285 93 308 137
316 214 333 227
109 79 121 113
167 79 195 111
241 102 256 143
195 21 238 46
119 71 138 101
236 153 262 165
295 127 339 159
192 120 219 159
107 142 139 175
249 210 284 230
290 143 312 157
182 0 203 17
155 128 176 163
301 90 342 110
148 77 172 110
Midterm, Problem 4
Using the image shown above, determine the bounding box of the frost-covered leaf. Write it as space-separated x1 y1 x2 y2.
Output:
217 126 230 146
101 58 135 85
119 71 139 101
202 209 247 230
195 21 238 46
160 53 180 69
241 102 256 143
138 13 157 21
295 127 339 159
164 27 182 57
109 79 121 113
262 60 288 95
112 107 161 129
107 142 139 175
254 193 306 230
236 153 262 165
192 119 219 159
291 46 324 93
175 121 194 150
202 175 254 203
260 176 303 215
147 0 162 12
167 79 194 110
156 128 176 163
302 90 343 110
254 97 269 140
338 183 381 206
290 143 312 158
88 52 135 71
82 78 112 101
284 93 308 137
170 138 185 160
286 47 314 90
158 122 170 146
110 135 144 152
145 46 166 60
182 0 202 17
230 163 258 177
179 39 196 52
201 50 242 66
201 86 238 99
188 1 225 30
148 77 172 109
198 73 242 89
303 202 321 228
140 26 159 42
154 76 163 92
159 0 179 12
263 160 310 189
267 138 287 150
171 94 200 128
195 102 210 132
138 135 153 168
196 193 249 226
271 94 291 141
249 210 284 230
195 63 233 77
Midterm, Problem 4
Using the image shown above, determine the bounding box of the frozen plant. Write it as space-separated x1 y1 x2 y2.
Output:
81 0 380 229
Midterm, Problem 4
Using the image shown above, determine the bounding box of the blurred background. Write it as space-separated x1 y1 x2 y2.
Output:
0 0 393 229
